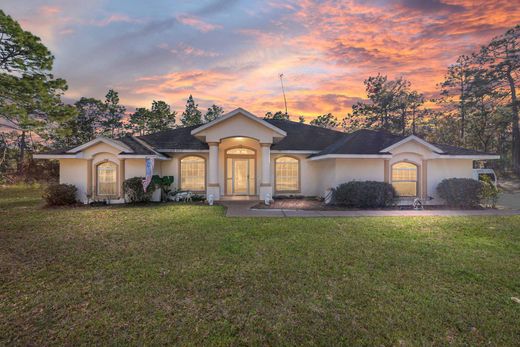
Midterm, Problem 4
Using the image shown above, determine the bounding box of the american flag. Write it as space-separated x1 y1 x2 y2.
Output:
142 158 154 192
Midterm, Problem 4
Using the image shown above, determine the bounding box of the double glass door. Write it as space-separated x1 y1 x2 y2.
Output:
226 157 255 195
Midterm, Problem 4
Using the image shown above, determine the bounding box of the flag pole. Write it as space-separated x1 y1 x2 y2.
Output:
279 73 288 115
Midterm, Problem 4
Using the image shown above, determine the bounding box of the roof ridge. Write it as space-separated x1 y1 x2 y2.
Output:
264 118 346 135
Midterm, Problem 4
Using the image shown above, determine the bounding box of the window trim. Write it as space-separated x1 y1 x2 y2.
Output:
274 155 301 194
179 155 207 193
95 160 119 197
391 161 419 197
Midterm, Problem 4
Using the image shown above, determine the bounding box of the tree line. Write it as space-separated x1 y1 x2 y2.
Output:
267 26 519 173
0 8 519 182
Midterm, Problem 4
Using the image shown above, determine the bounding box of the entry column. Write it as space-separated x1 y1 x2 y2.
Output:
207 142 220 200
259 143 273 201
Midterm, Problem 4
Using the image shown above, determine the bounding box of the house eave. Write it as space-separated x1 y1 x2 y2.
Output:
33 154 82 159
433 154 500 160
309 154 393 160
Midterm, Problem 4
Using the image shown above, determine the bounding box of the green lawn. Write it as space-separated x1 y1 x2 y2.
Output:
1 187 520 346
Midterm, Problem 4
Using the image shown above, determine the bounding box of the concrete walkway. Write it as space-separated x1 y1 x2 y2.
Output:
220 201 520 218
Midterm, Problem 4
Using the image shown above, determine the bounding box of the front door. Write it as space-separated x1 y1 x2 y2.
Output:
227 157 256 195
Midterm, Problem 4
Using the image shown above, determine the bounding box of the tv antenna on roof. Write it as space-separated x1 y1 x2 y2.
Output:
279 73 288 115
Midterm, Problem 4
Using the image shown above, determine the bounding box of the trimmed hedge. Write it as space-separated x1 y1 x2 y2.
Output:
331 181 396 208
43 184 77 206
436 178 483 208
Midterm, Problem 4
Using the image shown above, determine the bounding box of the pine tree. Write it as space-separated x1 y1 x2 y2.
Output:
204 104 224 123
101 89 125 138
180 95 202 126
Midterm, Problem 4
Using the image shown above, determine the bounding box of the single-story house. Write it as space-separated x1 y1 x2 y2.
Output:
34 108 499 204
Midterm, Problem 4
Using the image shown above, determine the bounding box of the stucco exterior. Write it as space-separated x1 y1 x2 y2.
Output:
37 108 497 205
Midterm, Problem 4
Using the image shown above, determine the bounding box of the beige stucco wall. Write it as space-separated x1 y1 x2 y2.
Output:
82 142 121 157
334 159 385 186
55 134 478 205
160 153 209 191
428 159 473 203
196 114 281 143
59 159 88 203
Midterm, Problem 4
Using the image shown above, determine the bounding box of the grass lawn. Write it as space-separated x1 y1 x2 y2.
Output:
1 186 520 346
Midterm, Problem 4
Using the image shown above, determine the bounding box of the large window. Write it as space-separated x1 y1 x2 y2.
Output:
180 156 206 191
97 161 118 196
392 162 418 197
275 156 299 192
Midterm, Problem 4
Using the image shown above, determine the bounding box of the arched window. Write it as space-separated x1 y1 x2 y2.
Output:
97 161 118 196
226 148 255 155
392 162 418 197
275 156 299 192
180 156 206 191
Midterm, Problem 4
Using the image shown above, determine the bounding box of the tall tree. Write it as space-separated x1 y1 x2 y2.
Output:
73 97 105 143
101 89 125 138
264 111 289 120
204 104 224 123
310 113 339 129
348 75 410 133
476 25 520 173
127 101 176 135
126 107 149 136
0 10 53 74
180 95 202 126
439 55 476 143
0 10 75 173
147 100 176 133
181 94 202 127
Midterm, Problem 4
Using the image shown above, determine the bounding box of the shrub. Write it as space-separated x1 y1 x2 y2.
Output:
152 175 174 202
331 181 396 208
436 178 483 208
123 177 155 203
480 175 499 208
43 184 77 206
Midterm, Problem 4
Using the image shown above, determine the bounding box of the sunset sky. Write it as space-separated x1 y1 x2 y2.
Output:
3 0 520 120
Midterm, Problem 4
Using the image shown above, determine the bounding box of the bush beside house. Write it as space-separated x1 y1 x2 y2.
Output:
123 177 155 203
43 184 77 206
436 178 484 208
331 181 396 208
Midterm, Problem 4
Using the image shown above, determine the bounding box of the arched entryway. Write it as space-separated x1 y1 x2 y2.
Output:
224 146 256 196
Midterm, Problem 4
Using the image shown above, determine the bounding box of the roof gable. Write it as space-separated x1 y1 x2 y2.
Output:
66 137 133 154
380 135 444 153
191 108 286 137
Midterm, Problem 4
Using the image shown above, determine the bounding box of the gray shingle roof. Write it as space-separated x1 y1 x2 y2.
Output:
310 128 495 157
312 129 403 156
138 125 208 150
36 119 496 158
37 135 156 156
264 119 347 151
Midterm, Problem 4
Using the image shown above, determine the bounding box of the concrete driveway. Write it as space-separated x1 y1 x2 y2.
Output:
497 192 520 210
220 201 520 218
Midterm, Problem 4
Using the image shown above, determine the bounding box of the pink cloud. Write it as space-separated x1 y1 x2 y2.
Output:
176 14 222 32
